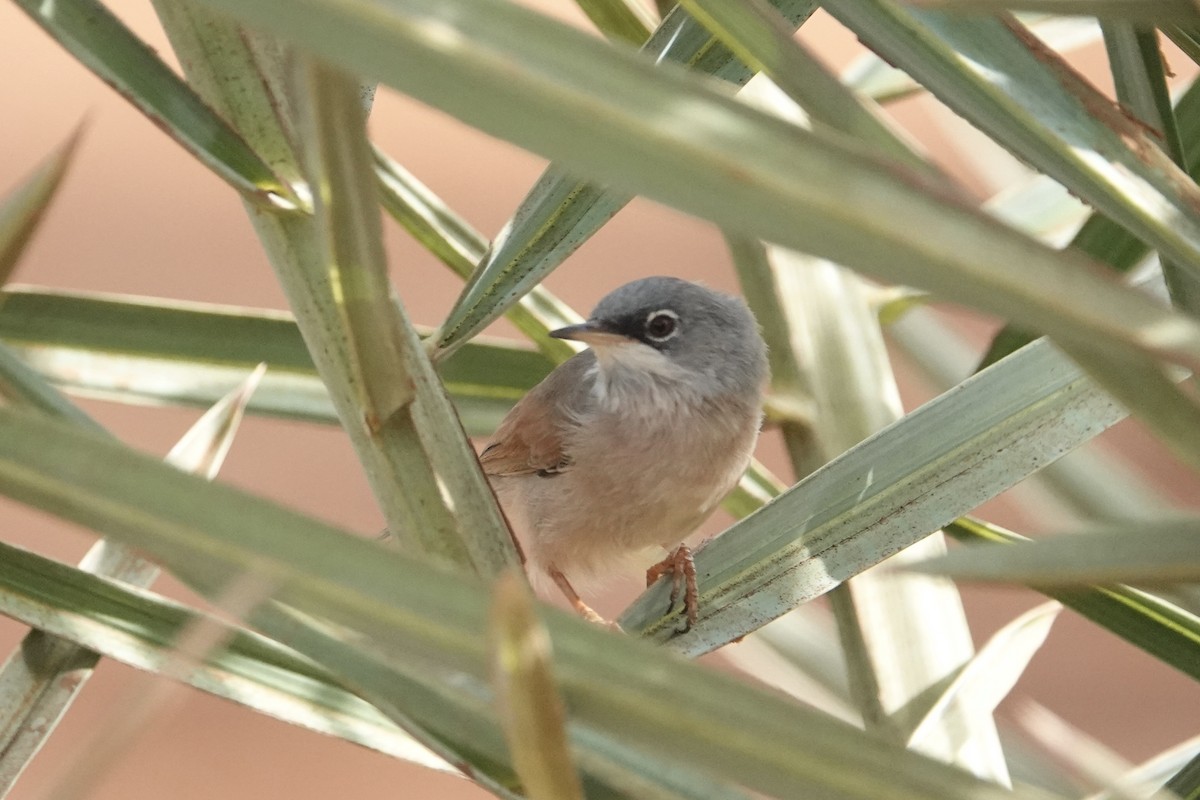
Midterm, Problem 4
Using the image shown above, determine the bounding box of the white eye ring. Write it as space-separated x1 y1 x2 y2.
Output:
644 309 681 342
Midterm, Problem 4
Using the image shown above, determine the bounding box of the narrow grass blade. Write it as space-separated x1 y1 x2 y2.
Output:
619 336 1127 653
680 0 936 174
822 1 1200 287
891 304 1176 526
0 286 551 435
1056 342 1200 473
295 61 413 422
13 0 295 207
985 175 1089 245
1166 749 1200 800
0 408 1057 800
176 0 1200 380
913 0 1200 20
842 15 1103 103
917 518 1200 585
373 149 485 277
732 232 1007 782
1016 703 1175 800
373 149 580 363
1090 736 1200 800
980 73 1200 368
0 342 99 431
490 573 585 800
430 0 819 357
946 517 1200 681
906 602 1061 750
572 0 655 45
167 364 265 477
293 58 516 575
0 129 83 282
1164 24 1200 68
1103 22 1200 313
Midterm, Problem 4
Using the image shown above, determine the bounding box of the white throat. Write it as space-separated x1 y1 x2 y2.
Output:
589 343 696 414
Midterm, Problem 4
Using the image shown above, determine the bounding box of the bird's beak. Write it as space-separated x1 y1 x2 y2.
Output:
549 319 632 346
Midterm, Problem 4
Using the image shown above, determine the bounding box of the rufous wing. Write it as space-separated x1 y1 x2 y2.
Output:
479 351 595 478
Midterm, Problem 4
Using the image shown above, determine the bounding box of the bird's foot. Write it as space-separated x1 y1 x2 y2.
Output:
550 568 623 632
645 545 698 631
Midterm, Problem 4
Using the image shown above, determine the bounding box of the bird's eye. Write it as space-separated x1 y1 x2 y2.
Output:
644 309 680 342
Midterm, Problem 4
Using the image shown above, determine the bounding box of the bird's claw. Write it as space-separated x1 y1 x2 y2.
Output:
645 545 698 631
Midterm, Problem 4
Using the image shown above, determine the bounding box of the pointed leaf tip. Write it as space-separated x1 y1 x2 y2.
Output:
0 124 87 283
166 363 266 479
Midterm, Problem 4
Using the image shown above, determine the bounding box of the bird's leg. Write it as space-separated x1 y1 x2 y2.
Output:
645 545 699 630
549 568 618 629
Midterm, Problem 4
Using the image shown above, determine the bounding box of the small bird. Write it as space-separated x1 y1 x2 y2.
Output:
480 276 768 629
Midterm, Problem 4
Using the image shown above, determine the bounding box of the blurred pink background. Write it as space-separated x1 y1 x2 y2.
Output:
2 2 1198 798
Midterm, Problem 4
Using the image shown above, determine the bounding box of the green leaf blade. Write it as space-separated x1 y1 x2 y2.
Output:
0 406 1057 800
0 539 454 772
15 0 295 206
0 287 552 435
431 0 819 356
620 336 1128 652
947 518 1200 681
920 519 1200 585
490 573 585 800
171 0 1200 381
0 128 83 283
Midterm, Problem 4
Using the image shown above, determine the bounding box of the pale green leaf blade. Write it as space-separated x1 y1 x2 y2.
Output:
0 340 100 431
1094 736 1200 800
723 458 787 519
374 149 486 278
1102 21 1199 312
165 363 265 478
906 602 1061 750
0 540 452 773
0 407 1056 800
917 519 1200 585
0 370 258 793
821 1 1200 286
912 0 1200 20
731 231 1006 782
619 336 1128 653
174 0 1200 378
679 0 934 173
0 128 83 283
842 13 1103 103
1015 704 1170 800
293 57 516 574
1165 749 1200 800
431 0 819 356
1164 24 1200 69
296 60 412 422
490 574 585 800
0 287 552 435
373 149 579 363
148 0 302 185
13 0 295 206
1055 342 1200 474
573 0 655 45
980 70 1200 368
946 518 1200 682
